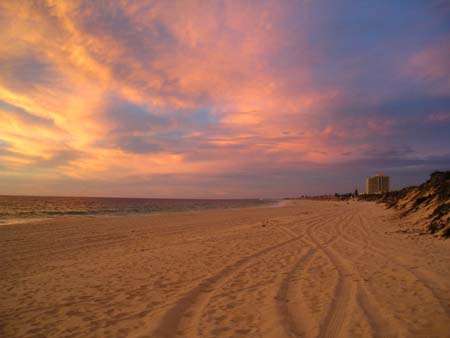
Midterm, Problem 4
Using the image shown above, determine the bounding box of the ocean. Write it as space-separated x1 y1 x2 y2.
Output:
0 195 274 225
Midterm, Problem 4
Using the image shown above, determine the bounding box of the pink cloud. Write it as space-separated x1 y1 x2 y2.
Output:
407 38 450 94
0 1 448 197
367 118 395 135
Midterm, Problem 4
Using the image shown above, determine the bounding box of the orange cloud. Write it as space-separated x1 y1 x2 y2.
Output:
1 1 448 197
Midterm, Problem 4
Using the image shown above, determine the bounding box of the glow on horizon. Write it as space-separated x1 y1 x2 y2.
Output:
0 1 449 198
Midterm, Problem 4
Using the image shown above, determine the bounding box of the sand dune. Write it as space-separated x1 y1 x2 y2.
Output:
360 171 450 237
1 201 449 337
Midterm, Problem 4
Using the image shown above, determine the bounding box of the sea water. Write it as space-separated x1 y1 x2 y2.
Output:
0 195 274 225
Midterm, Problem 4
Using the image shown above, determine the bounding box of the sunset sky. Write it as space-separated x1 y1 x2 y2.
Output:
1 1 450 198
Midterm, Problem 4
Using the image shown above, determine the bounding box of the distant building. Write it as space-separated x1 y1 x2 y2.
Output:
366 174 390 194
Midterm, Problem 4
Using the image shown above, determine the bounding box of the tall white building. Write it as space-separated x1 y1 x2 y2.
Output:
366 174 390 194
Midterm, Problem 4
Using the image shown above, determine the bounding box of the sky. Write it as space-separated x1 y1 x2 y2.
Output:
1 0 450 198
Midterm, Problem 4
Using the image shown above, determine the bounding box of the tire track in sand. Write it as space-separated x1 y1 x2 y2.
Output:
337 209 450 336
152 227 304 338
334 213 398 338
306 214 354 338
254 215 327 338
273 215 330 338
193 217 321 338
276 246 316 338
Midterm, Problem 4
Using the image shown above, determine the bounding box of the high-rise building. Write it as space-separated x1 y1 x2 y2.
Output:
366 174 390 194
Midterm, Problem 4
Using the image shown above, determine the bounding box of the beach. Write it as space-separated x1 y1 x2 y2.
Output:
1 200 449 338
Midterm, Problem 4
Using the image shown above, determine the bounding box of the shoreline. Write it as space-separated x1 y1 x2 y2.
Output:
0 198 281 227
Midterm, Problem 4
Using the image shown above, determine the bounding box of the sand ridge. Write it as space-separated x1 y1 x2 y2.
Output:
1 201 449 337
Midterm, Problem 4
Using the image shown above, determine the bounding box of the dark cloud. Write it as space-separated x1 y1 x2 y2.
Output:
0 144 81 174
37 149 83 167
71 2 183 97
0 51 56 93
76 2 175 61
0 100 56 127
99 95 172 154
361 145 415 159
116 136 161 154
105 95 168 133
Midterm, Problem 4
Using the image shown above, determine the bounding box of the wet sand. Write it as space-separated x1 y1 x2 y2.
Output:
1 200 449 338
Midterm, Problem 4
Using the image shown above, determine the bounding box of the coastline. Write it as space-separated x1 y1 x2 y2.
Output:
1 200 449 337
0 198 279 227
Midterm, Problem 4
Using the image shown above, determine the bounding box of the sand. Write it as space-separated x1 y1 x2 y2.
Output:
1 200 449 338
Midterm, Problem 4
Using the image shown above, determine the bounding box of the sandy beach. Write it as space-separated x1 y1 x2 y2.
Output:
1 200 449 338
